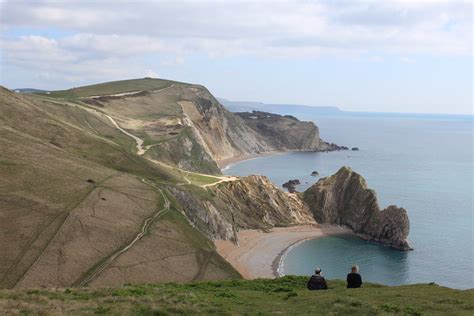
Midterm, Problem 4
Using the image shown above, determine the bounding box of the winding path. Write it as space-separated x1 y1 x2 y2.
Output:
75 188 170 287
104 114 146 155
101 111 238 188
73 101 238 286
35 90 238 287
86 84 175 99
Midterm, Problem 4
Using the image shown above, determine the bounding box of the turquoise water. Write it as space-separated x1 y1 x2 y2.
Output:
223 113 473 289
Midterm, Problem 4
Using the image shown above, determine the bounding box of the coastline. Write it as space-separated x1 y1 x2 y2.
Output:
217 151 289 170
214 224 351 279
217 148 345 170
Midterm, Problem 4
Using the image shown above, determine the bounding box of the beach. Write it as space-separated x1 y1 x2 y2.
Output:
217 151 288 169
215 224 351 279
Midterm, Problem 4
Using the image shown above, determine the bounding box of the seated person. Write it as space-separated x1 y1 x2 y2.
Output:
307 267 328 290
346 264 362 288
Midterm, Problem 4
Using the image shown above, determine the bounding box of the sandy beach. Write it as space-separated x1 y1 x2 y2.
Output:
215 224 351 279
217 151 288 169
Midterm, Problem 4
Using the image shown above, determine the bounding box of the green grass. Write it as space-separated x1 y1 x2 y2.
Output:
183 172 221 186
0 277 472 315
37 78 186 98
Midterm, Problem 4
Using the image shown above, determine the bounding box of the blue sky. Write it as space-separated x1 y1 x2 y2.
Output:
0 0 472 114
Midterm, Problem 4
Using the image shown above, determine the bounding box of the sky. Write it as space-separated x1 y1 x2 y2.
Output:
0 0 472 114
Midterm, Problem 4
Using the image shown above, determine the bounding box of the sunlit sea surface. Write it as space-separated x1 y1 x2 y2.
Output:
223 112 473 289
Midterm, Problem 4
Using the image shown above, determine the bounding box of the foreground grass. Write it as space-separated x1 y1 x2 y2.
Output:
1 276 472 315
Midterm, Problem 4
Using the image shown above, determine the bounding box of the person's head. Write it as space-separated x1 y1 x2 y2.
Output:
351 264 359 273
315 267 322 275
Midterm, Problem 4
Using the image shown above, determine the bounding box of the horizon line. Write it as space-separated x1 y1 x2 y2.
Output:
5 81 472 118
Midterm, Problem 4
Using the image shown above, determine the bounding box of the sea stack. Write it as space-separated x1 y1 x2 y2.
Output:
282 179 301 193
303 166 411 250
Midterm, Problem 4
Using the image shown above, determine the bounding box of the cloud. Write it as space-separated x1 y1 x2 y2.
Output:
400 57 416 64
0 0 472 86
144 69 159 78
1 35 162 86
2 0 471 55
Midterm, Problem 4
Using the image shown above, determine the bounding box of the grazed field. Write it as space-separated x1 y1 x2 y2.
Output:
0 276 472 315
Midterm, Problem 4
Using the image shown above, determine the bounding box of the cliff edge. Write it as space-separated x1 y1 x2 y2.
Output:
179 87 345 164
169 175 316 244
303 167 411 250
235 111 336 151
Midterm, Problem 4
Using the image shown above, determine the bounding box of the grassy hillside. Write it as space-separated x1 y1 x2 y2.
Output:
46 78 221 174
37 78 184 98
1 276 472 315
0 86 239 289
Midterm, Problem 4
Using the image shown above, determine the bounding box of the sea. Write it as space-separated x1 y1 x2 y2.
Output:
223 111 473 289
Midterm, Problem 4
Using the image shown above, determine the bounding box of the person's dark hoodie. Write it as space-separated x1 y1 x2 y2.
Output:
347 272 362 288
307 274 328 290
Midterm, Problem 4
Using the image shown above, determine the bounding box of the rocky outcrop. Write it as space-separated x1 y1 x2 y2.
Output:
311 171 319 176
236 111 324 151
303 167 411 250
168 186 237 242
170 175 315 244
213 175 315 229
282 179 301 193
320 143 349 151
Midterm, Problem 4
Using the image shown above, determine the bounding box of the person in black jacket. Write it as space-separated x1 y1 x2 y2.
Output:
307 267 328 290
347 264 362 288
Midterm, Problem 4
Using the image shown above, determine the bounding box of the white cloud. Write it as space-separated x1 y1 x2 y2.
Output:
144 69 159 78
0 0 472 86
2 0 471 55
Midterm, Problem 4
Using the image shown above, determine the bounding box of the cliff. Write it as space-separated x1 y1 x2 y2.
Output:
303 167 411 250
236 111 344 151
177 86 272 162
170 175 315 243
178 87 342 163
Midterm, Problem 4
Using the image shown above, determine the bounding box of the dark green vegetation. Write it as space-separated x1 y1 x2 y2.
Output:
1 276 472 315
